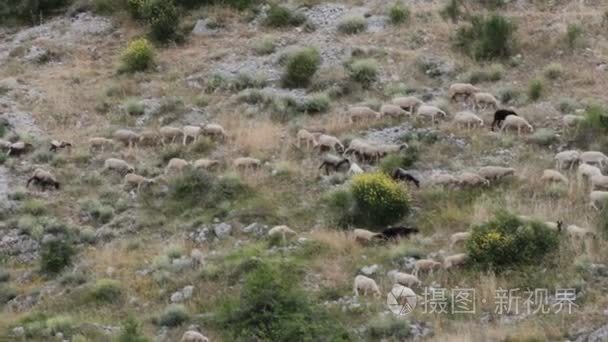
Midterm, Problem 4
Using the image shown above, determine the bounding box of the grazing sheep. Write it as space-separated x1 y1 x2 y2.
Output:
541 169 569 184
544 220 564 232
123 173 155 192
577 163 602 183
344 140 381 164
0 139 10 151
478 166 515 181
202 123 227 140
387 270 421 287
555 150 580 170
138 129 159 146
190 249 204 269
413 259 441 277
7 141 33 156
49 140 72 152
113 129 140 148
377 143 409 158
453 111 484 129
391 168 420 188
234 157 261 170
449 232 471 248
444 253 469 270
392 96 423 114
563 114 584 127
314 134 344 153
353 275 381 297
380 104 409 118
183 125 202 145
591 174 608 190
296 129 317 149
165 158 190 175
567 225 596 241
353 228 381 244
348 163 364 176
590 191 608 210
430 173 459 187
473 92 499 110
89 137 114 152
26 168 59 190
457 172 490 187
193 159 220 171
500 115 533 136
319 154 350 175
180 331 209 342
581 151 608 169
491 109 518 131
448 83 480 102
159 126 183 145
103 158 135 175
268 225 297 240
349 106 382 123
378 226 420 241
416 105 447 122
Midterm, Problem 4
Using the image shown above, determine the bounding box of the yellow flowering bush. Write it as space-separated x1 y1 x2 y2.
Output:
467 211 560 271
120 38 155 73
351 172 411 228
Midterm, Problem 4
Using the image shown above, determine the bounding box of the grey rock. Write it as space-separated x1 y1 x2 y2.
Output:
12 326 25 337
171 257 192 272
361 264 379 276
416 55 456 79
192 19 219 36
170 291 184 303
242 222 268 237
213 222 232 239
24 46 51 64
182 285 194 299
577 324 608 342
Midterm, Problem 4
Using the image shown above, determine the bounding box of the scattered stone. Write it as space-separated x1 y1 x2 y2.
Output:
242 222 268 237
360 264 379 276
213 222 232 240
192 19 220 36
170 291 184 303
182 285 194 299
24 46 52 64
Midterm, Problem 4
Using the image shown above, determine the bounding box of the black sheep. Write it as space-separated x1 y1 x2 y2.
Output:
391 168 420 188
491 109 518 131
378 226 420 241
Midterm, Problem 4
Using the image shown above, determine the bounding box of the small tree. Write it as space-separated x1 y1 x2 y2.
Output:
282 47 321 88
143 0 179 42
454 14 517 60
120 38 155 73
40 239 75 275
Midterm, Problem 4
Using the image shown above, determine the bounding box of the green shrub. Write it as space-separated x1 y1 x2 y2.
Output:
157 304 189 327
254 36 276 55
125 99 145 116
378 149 419 174
167 169 214 208
80 199 114 224
119 315 149 342
351 172 411 228
368 315 410 339
440 0 462 23
0 152 6 165
497 87 522 105
566 23 583 49
529 128 558 147
347 58 379 88
120 38 154 73
264 4 306 27
557 98 578 114
90 279 122 303
282 47 321 88
0 269 9 283
527 79 543 101
32 149 54 164
388 2 410 25
299 93 330 114
40 239 76 275
337 16 367 34
59 272 88 286
454 14 517 60
543 63 563 80
0 0 71 25
143 0 180 42
597 206 608 240
0 284 16 305
324 188 355 228
466 212 560 272
22 199 47 216
466 63 504 84
127 0 147 18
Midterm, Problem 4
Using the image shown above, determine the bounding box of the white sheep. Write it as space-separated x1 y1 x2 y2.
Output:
123 173 155 192
113 129 140 148
500 115 533 136
591 174 608 190
555 150 580 170
139 130 159 146
380 104 409 118
296 129 317 149
180 331 209 342
544 221 564 232
234 157 261 170
563 114 584 127
159 126 183 146
392 96 423 114
349 106 382 123
444 253 469 270
202 123 227 141
581 151 608 169
353 228 381 244
353 275 381 297
430 173 459 187
540 169 569 184
457 172 490 187
577 163 602 184
348 163 364 176
193 159 220 171
449 232 471 248
416 105 447 122
387 270 421 287
7 141 33 156
103 158 135 175
89 137 114 152
478 166 515 181
448 83 480 101
453 111 484 129
165 158 190 175
0 139 10 151
183 125 202 145
376 143 409 158
473 92 499 110
413 259 441 277
566 225 597 240
190 249 204 269
344 139 380 163
268 225 297 240
314 134 344 153
590 191 608 210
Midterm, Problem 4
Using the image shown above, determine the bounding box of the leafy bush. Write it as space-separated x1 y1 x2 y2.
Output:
466 212 560 272
0 0 71 25
119 315 149 342
157 304 189 327
125 100 145 116
282 47 321 88
264 4 306 27
388 2 410 25
378 148 419 174
581 104 608 131
347 58 379 88
0 284 17 305
253 36 276 55
454 14 517 60
299 93 330 114
557 98 578 114
0 269 9 282
497 87 522 105
120 38 154 73
337 16 367 34
543 63 564 80
22 199 47 216
368 315 410 339
440 0 462 23
143 0 180 42
127 0 147 18
566 23 583 49
80 199 114 224
40 239 76 275
167 169 214 208
527 79 543 101
351 172 411 228
466 64 504 84
90 279 122 303
529 128 558 147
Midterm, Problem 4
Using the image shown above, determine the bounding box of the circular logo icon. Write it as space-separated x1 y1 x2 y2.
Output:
387 284 417 316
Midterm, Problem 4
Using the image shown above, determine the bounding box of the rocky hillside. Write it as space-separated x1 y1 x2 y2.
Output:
1 0 608 340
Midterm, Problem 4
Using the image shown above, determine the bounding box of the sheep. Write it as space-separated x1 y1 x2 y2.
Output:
387 270 421 287
392 96 423 114
296 129 317 149
123 173 155 193
590 191 608 210
113 129 140 148
555 150 580 170
314 134 344 153
353 228 381 244
190 249 204 269
138 129 159 146
577 163 602 183
182 125 202 145
491 109 518 131
7 141 33 156
580 151 608 169
49 140 72 152
416 105 447 122
380 104 409 118
448 83 480 102
89 137 114 152
0 139 10 151
165 158 190 175
430 173 459 187
376 143 409 158
344 140 381 164
478 166 515 181
413 259 441 277
180 331 209 342
201 123 227 141
453 111 484 130
26 168 59 190
347 162 364 176
473 92 499 111
103 158 135 175
563 114 584 127
193 159 220 171
444 253 469 270
349 106 382 123
353 275 381 297
457 172 490 187
159 126 183 145
268 225 297 240
541 169 569 184
566 225 597 240
449 232 471 248
591 174 608 190
378 226 420 241
234 157 261 170
391 168 420 188
544 220 564 232
499 115 533 136
319 154 350 175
